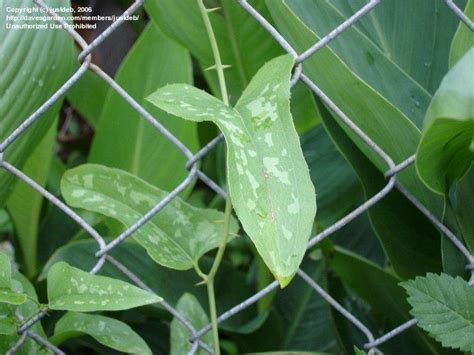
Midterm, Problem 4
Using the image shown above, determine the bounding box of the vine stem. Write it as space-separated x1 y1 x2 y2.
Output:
196 0 229 106
196 1 233 354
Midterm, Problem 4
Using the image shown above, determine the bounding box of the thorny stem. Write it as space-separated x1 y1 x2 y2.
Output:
196 1 233 354
196 0 229 106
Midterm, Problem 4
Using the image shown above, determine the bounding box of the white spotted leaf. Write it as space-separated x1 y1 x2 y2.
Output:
51 312 152 354
60 164 239 270
401 273 474 353
147 55 316 286
47 262 162 312
170 293 212 355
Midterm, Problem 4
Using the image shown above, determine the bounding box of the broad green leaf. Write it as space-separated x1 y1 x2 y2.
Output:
47 261 162 312
61 164 238 270
455 164 474 252
40 239 261 333
145 0 320 133
266 0 443 217
147 55 316 287
416 48 474 194
449 0 474 67
315 0 462 94
89 24 199 194
401 273 474 353
7 121 56 277
330 247 443 353
51 312 152 354
319 102 442 278
285 0 431 125
170 293 212 355
353 347 366 355
0 0 72 207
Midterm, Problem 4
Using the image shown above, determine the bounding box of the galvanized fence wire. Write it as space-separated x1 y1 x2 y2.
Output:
0 0 473 353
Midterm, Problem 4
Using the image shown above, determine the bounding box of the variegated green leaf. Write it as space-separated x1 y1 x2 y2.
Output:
47 262 161 312
416 48 474 194
170 293 212 355
147 54 316 287
51 312 152 354
60 164 239 270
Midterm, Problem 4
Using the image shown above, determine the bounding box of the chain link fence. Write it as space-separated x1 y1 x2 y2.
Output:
1 0 473 354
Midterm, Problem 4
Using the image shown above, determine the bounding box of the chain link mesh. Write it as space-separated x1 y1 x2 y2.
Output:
1 0 473 354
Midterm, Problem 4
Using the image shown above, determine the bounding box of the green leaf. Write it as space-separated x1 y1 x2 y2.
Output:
147 55 316 287
51 312 152 354
266 0 443 217
7 121 56 277
449 0 474 68
401 273 474 353
303 0 461 94
455 164 474 252
89 23 198 194
47 262 162 312
353 346 366 355
170 293 212 355
285 0 432 124
0 0 72 207
61 164 238 270
416 48 474 194
40 239 261 333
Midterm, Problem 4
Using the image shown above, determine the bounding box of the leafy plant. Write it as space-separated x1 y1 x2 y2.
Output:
147 54 316 286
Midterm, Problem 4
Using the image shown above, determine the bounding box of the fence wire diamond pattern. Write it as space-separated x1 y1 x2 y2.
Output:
1 0 473 354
